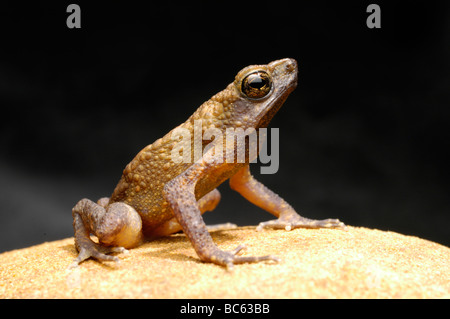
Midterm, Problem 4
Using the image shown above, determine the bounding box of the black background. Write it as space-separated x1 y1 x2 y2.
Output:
0 1 449 253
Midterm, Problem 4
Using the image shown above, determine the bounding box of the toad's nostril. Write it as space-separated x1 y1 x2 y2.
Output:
285 61 296 73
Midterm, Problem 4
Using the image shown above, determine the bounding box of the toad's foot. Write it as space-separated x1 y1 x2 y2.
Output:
70 241 128 268
256 214 346 232
204 245 280 270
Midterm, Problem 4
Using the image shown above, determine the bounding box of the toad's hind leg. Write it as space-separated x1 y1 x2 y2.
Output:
71 198 143 266
151 188 235 237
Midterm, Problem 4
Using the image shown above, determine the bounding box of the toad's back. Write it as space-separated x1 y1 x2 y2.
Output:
108 81 247 231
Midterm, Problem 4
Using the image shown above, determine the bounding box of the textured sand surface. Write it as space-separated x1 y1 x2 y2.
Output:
0 226 449 298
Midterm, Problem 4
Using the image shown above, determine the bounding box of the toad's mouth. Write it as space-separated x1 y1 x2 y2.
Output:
256 58 298 129
256 78 297 129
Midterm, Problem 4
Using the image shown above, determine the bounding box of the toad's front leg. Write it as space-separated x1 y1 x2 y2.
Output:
163 154 278 269
229 165 346 231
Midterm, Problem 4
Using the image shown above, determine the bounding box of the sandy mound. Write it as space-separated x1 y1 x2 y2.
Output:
1 226 448 298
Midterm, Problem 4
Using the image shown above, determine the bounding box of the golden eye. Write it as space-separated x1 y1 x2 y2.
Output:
241 71 272 99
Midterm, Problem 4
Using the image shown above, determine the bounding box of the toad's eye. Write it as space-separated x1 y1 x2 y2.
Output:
241 71 272 99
